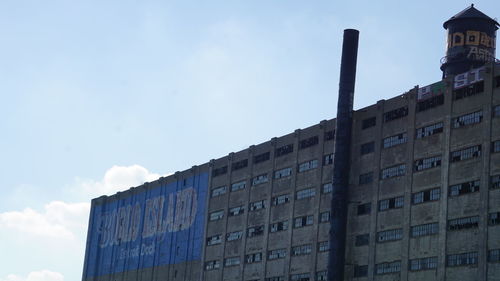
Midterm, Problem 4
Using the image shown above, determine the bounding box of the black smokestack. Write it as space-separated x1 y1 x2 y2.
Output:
328 29 359 281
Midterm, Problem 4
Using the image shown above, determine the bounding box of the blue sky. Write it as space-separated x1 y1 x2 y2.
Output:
0 1 498 280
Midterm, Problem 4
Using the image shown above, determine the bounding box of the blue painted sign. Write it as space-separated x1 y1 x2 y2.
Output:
83 172 208 278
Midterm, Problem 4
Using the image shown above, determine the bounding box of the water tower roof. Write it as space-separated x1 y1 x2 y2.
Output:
443 4 499 29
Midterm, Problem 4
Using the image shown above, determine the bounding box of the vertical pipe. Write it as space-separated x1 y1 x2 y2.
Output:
328 29 359 281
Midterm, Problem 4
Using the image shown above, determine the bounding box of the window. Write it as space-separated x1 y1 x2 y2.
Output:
211 186 227 197
209 210 224 221
452 111 483 128
450 145 481 162
212 166 227 177
226 230 243 242
447 252 478 267
355 234 369 246
272 194 290 206
232 159 248 171
489 212 500 226
494 105 500 117
292 244 312 256
375 261 401 274
323 153 334 165
319 211 330 223
247 225 264 238
296 188 316 200
378 196 404 211
416 122 443 138
414 156 441 171
224 257 240 267
417 95 444 112
270 220 289 233
318 241 330 252
316 271 327 281
362 117 376 129
322 183 333 194
383 133 407 148
454 81 484 100
324 130 335 141
299 136 319 149
245 252 262 264
353 265 368 277
231 181 246 192
489 249 500 262
448 216 479 231
275 144 293 157
358 172 373 185
254 151 270 164
381 164 406 179
377 228 403 242
384 106 408 122
249 200 265 211
492 140 500 153
206 234 222 246
357 203 371 215
228 206 244 216
409 256 438 271
412 188 440 204
411 223 439 237
290 273 310 281
252 174 269 186
298 159 319 172
265 277 284 281
491 175 500 190
205 260 220 270
449 180 480 196
274 167 292 179
360 141 375 155
268 249 287 260
294 215 314 228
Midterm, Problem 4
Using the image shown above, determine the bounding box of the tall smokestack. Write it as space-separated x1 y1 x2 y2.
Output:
328 29 359 281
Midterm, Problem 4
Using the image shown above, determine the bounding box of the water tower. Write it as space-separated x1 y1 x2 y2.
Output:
441 4 499 77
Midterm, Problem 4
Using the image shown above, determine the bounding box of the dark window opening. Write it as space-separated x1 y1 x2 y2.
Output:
362 117 376 129
212 166 227 177
231 159 248 171
454 81 484 100
384 106 408 122
417 95 444 112
253 152 270 164
275 144 293 157
299 136 319 149
324 130 335 141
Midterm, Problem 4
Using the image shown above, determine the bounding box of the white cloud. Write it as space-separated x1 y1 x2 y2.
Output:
75 164 164 197
0 270 64 281
0 201 90 240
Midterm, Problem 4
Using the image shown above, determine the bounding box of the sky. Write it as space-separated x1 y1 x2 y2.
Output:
0 1 499 280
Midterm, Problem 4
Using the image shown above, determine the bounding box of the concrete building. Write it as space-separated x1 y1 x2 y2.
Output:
82 5 500 281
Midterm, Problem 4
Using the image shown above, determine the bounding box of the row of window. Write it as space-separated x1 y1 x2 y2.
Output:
358 175 500 215
207 213 331 244
205 241 330 270
352 248 500 278
264 271 327 281
212 133 335 178
372 213 500 243
211 157 337 198
361 106 499 155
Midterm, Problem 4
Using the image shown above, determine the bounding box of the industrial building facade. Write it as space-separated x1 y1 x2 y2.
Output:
82 6 500 281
